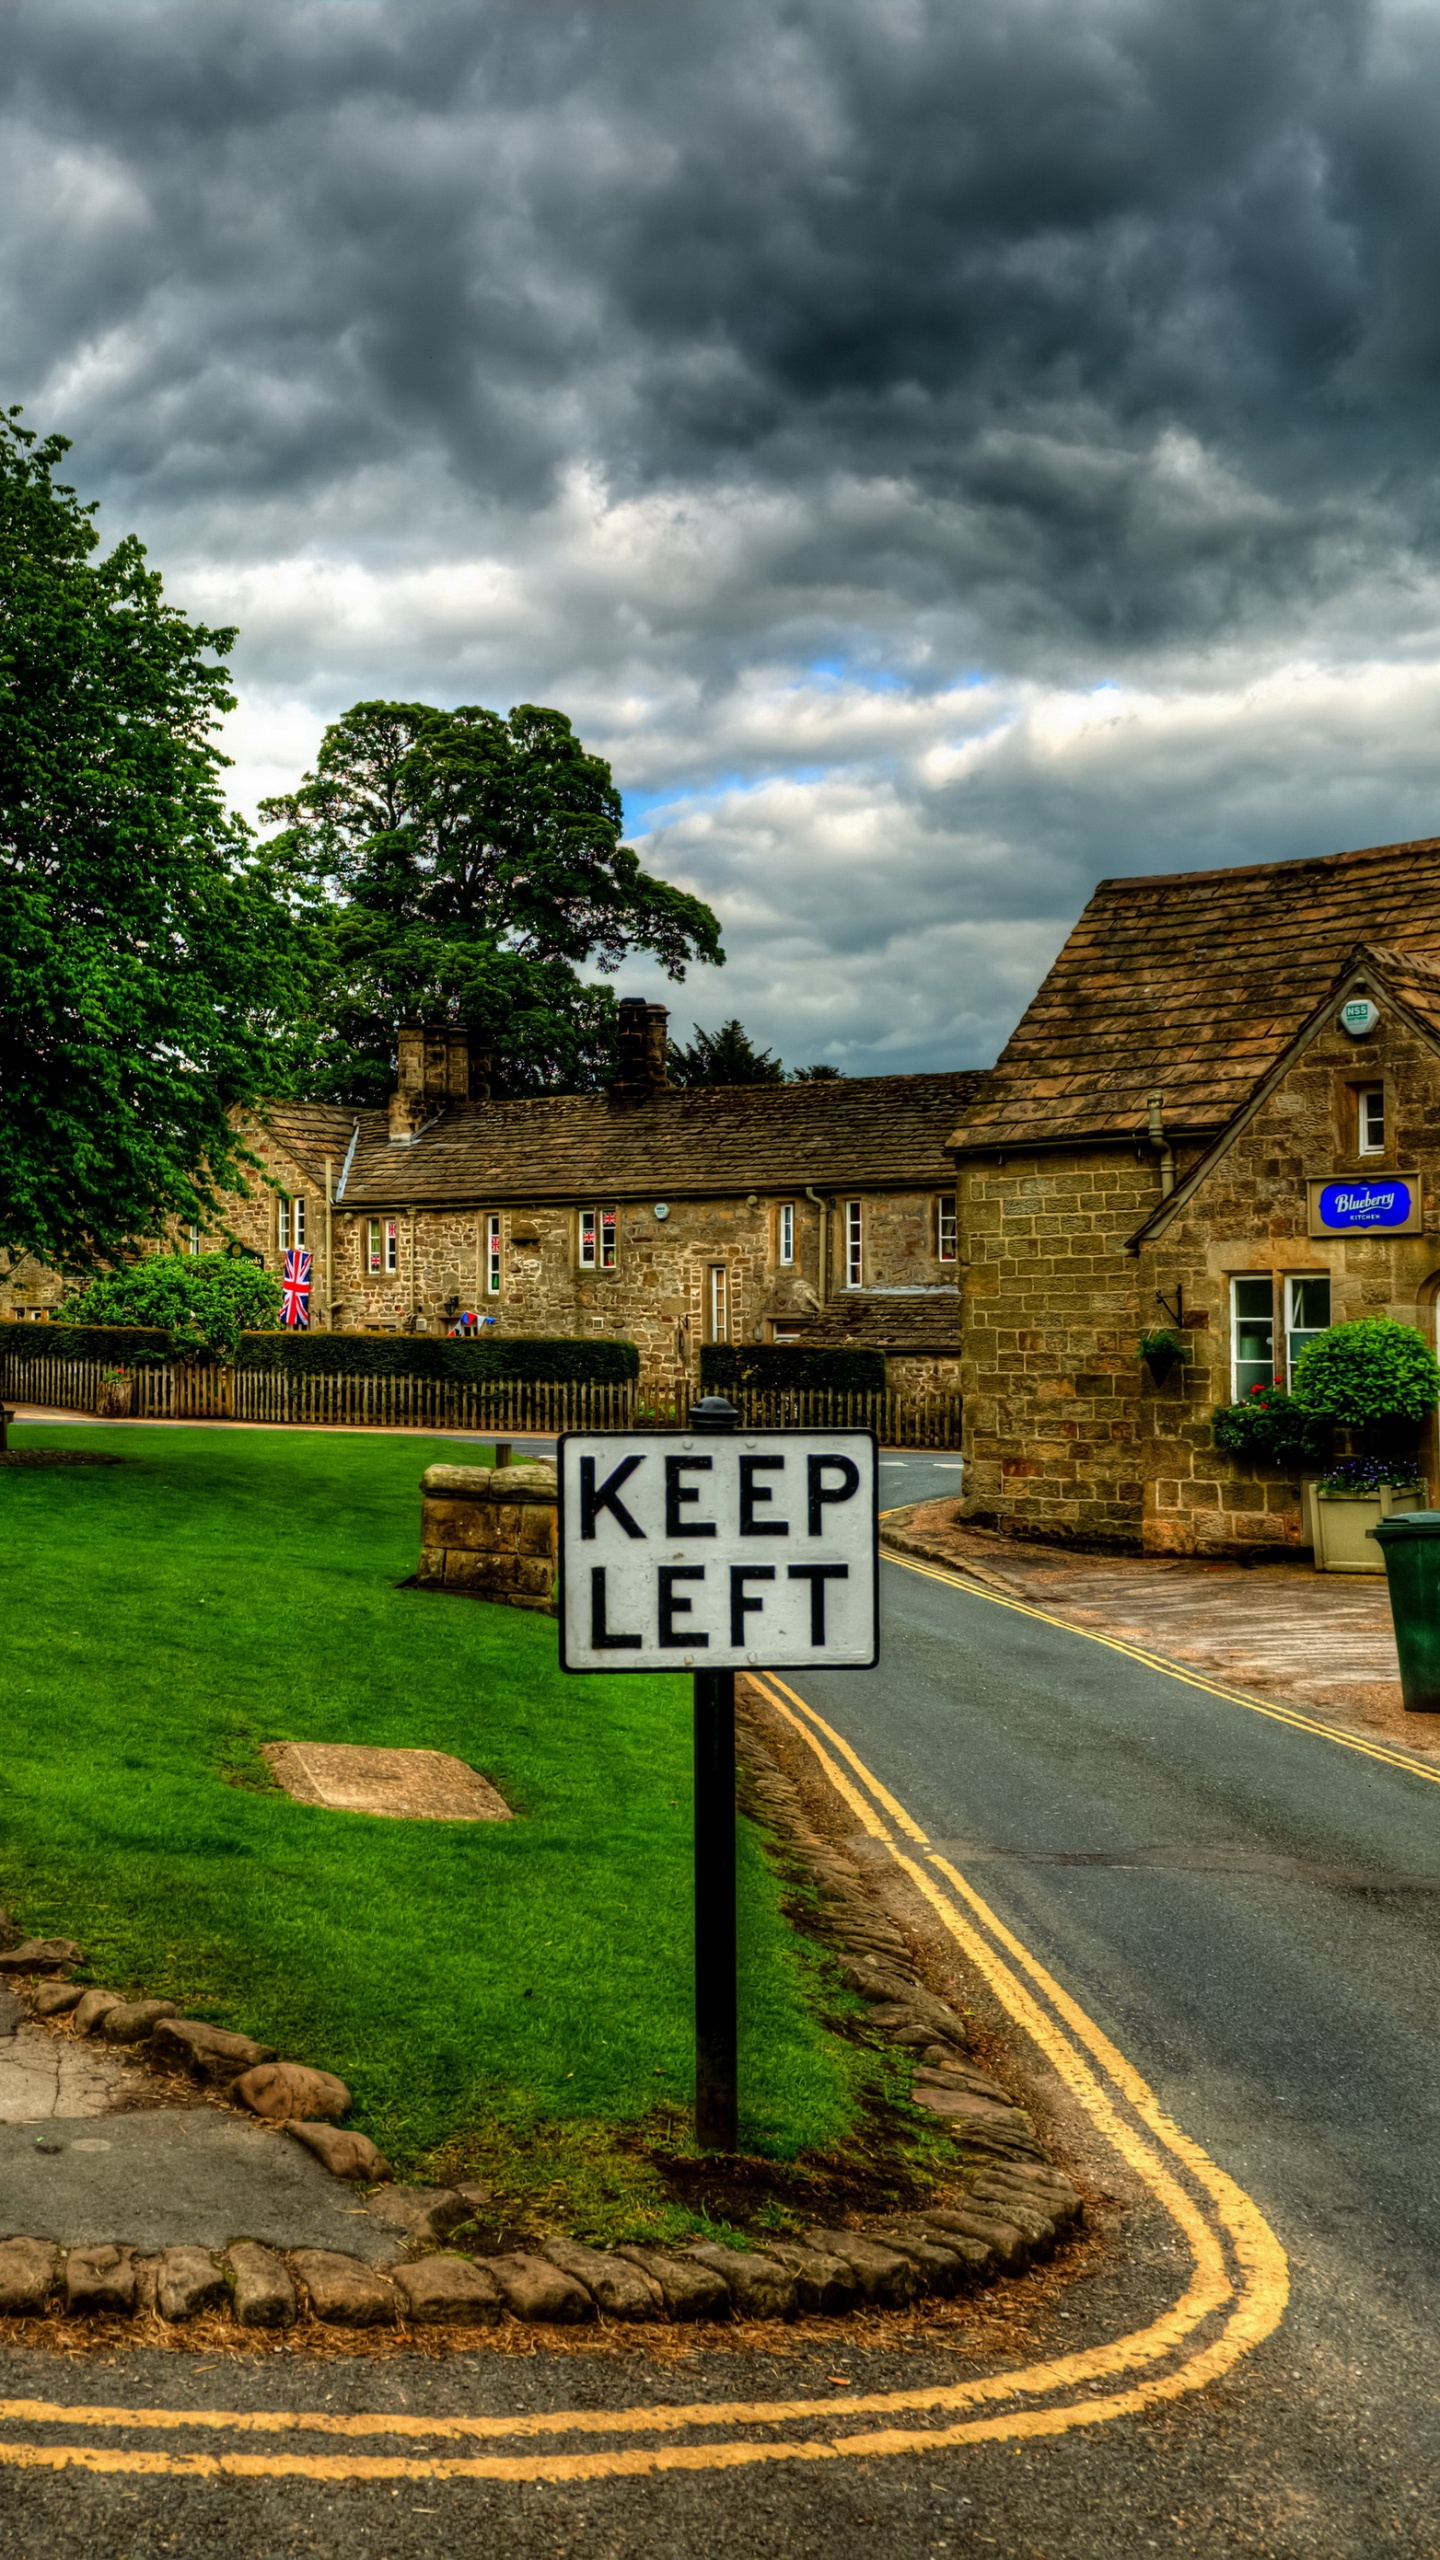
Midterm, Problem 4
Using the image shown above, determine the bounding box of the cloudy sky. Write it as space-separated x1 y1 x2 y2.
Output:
9 0 1440 1073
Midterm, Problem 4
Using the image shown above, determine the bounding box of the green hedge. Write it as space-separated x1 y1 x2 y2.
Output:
0 1320 172 1366
0 1321 638 1386
701 1343 887 1395
234 1331 639 1385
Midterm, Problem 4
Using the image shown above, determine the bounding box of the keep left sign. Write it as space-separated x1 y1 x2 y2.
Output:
557 1429 879 1673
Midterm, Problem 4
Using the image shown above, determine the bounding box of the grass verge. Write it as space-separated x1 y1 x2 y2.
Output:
1 1423 926 2237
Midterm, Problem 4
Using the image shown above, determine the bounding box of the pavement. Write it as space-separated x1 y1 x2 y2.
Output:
0 2109 403 2258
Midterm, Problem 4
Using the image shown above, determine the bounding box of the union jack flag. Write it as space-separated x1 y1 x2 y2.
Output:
281 1248 312 1330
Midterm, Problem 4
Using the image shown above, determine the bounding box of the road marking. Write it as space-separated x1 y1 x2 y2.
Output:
0 1662 1288 2487
883 1547 1440 1787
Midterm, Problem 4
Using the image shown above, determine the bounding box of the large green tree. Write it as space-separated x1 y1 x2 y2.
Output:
260 700 724 1102
0 411 308 1273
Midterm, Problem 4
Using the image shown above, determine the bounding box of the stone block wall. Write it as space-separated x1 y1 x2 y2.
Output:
416 1462 558 1611
958 1143 1179 1548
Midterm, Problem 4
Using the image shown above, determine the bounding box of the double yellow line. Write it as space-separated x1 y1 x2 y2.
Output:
887 1544 1440 1786
0 1638 1289 2488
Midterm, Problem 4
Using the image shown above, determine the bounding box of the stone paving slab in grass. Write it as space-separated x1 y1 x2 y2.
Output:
263 1741 512 1822
0 2111 406 2257
887 1501 1440 1762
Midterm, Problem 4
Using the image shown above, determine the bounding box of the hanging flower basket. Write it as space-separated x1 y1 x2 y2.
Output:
1138 1329 1191 1389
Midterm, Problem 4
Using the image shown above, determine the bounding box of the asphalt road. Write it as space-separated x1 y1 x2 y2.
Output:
4 1487 1438 2556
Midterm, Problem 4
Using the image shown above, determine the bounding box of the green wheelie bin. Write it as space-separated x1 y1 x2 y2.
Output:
1368 1511 1440 1713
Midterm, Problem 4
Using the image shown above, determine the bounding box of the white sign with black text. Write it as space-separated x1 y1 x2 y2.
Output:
557 1429 878 1673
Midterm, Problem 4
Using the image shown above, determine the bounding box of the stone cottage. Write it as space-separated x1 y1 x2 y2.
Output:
141 1002 979 1401
951 832 1440 1555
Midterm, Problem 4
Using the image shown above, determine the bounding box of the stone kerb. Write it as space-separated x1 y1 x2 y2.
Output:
416 1461 558 1611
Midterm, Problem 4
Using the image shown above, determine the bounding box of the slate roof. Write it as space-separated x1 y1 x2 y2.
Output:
951 834 1440 1154
806 1290 962 1353
263 1073 985 1207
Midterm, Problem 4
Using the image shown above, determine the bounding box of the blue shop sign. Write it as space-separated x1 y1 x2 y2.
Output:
1317 1179 1414 1230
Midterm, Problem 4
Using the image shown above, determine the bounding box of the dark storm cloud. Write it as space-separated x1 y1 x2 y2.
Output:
7 0 1440 1070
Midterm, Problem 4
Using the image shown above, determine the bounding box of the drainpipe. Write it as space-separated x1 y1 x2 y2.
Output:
324 1157 334 1332
1146 1092 1176 1199
805 1188 829 1305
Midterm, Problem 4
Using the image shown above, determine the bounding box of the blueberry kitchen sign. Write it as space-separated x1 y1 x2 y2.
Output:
1308 1177 1423 1236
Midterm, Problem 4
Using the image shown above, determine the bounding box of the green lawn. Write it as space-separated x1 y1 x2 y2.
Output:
1 1424 864 2235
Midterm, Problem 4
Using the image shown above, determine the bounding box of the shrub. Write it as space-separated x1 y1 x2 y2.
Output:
1137 1328 1191 1364
1290 1318 1440 1432
701 1343 887 1396
1211 1387 1332 1470
55 1255 281 1360
1317 1455 1425 1496
235 1331 639 1384
0 1318 170 1367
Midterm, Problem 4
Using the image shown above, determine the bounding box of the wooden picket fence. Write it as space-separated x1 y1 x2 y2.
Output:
0 1346 961 1449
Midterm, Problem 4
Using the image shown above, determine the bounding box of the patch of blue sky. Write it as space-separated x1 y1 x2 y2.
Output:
623 765 841 834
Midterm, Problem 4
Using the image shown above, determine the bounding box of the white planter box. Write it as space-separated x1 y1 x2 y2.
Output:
1311 1484 1425 1573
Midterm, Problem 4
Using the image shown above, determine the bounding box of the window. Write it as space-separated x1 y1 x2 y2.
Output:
279 1196 305 1252
366 1218 399 1276
844 1200 863 1289
578 1207 617 1270
778 1201 795 1266
292 1197 306 1249
1231 1277 1276 1400
1358 1086 1385 1155
1285 1274 1331 1384
708 1263 729 1342
485 1213 502 1296
187 1225 201 1257
937 1196 958 1262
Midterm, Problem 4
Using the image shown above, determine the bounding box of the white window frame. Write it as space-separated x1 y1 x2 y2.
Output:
1284 1273 1332 1385
187 1225 201 1257
366 1218 399 1277
778 1201 795 1266
1230 1275 1276 1401
1358 1085 1385 1156
937 1195 958 1263
485 1213 502 1296
291 1196 306 1250
579 1206 618 1271
277 1198 289 1253
708 1263 729 1343
844 1200 863 1290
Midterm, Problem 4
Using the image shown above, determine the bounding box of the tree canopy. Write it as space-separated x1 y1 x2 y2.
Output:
668 1018 785 1086
260 700 725 1102
0 410 308 1273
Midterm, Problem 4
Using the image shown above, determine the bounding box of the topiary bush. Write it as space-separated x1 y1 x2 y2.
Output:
54 1255 281 1360
701 1343 886 1396
1211 1386 1332 1470
1290 1317 1440 1444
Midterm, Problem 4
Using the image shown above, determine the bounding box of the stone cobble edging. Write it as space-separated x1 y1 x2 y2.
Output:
0 1755 1083 2332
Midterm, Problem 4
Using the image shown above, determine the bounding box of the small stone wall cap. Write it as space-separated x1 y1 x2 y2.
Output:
421 1461 557 1500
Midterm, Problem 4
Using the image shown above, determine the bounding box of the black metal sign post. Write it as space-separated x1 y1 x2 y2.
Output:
555 1398 878 2160
689 1394 740 2150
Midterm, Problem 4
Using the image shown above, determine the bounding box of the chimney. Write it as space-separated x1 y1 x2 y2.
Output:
614 999 669 1100
389 1023 469 1141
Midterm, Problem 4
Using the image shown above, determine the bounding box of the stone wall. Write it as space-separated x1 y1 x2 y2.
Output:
1138 1008 1440 1555
958 1143 1184 1548
416 1461 558 1610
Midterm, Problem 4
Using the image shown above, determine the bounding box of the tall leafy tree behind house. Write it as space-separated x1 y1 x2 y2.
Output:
260 700 725 1102
0 410 310 1273
668 1019 786 1086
